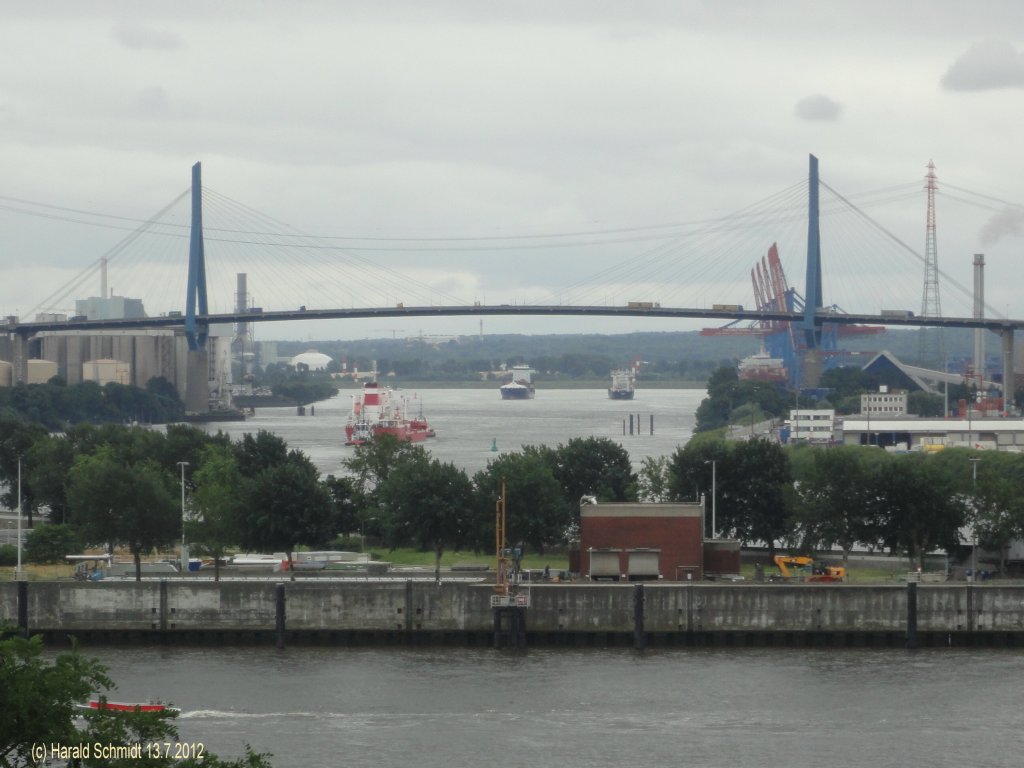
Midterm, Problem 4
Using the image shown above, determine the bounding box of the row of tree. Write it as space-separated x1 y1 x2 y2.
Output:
0 416 636 581
643 435 1019 571
0 377 185 430
4 409 1017 577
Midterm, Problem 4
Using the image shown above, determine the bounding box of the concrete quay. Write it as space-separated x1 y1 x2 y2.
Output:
4 580 1024 648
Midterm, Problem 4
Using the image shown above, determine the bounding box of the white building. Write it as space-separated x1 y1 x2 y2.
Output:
790 409 836 443
861 386 908 417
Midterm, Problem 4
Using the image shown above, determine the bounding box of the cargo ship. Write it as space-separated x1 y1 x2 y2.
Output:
344 380 435 445
499 365 535 400
608 368 636 400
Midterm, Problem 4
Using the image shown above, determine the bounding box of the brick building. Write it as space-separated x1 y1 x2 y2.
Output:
580 501 723 581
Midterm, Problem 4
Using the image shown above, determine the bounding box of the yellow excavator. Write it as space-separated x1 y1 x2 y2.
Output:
773 555 846 583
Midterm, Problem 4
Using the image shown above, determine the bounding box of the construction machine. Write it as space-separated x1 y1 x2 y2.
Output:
773 555 845 583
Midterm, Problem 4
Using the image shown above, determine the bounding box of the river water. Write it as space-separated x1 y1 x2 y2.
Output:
206 387 707 477
85 645 1024 767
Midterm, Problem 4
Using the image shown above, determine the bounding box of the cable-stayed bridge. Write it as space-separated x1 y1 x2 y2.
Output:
4 155 1022 393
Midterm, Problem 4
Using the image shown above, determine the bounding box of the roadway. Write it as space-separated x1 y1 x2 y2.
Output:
8 304 1024 334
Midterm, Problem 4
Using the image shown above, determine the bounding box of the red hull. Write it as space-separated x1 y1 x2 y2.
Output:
79 700 180 714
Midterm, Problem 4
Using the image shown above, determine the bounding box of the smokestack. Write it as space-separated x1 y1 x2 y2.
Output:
100 257 108 298
973 254 985 390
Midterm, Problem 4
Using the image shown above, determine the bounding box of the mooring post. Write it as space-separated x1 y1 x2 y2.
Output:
906 581 918 649
650 414 654 435
159 579 168 632
17 580 28 637
633 583 646 650
275 582 286 649
966 581 974 635
404 580 414 632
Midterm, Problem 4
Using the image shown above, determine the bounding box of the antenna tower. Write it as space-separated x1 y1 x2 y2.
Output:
918 160 944 366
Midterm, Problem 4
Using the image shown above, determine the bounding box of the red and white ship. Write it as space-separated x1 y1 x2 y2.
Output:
344 380 435 446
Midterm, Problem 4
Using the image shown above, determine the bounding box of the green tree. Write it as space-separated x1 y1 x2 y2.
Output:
24 523 82 564
378 449 475 582
872 454 964 569
237 453 335 581
540 437 637 507
233 430 289 479
473 452 572 555
791 445 889 566
24 432 77 525
725 439 793 557
67 446 179 581
0 419 48 526
695 366 739 432
341 434 424 511
187 444 244 581
637 455 672 502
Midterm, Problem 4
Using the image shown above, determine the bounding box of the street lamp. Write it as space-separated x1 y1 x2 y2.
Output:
15 456 24 581
969 457 980 580
360 516 377 553
177 461 189 571
705 459 717 539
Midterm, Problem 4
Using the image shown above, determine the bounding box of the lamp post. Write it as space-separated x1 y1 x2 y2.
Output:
705 459 717 539
177 461 189 571
360 516 378 554
15 456 24 580
969 457 980 580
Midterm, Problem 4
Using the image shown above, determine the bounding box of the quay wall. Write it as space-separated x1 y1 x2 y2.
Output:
4 581 1024 645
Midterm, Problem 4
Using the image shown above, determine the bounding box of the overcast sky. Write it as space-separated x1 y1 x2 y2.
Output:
3 1 1024 341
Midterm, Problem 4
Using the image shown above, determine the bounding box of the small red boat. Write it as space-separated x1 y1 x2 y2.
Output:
78 699 181 714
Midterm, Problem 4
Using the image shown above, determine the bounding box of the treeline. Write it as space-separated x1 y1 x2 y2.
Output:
0 377 184 430
0 418 635 581
648 437 1016 572
3 416 1015 578
259 363 338 404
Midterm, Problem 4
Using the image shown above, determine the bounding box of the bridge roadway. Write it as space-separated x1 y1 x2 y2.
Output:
7 304 1024 334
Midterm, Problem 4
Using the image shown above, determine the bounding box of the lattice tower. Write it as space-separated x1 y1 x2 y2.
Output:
918 160 944 366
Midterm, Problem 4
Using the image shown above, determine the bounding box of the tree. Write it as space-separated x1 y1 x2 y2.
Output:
872 454 964 569
930 449 1024 575
472 452 572 555
0 419 48 526
24 523 82 564
540 437 637 507
237 452 335 581
725 439 793 558
1 634 113 766
378 450 475 582
341 434 424 511
67 447 179 581
695 366 739 432
791 445 889 565
637 456 672 502
187 444 244 581
233 430 290 479
25 433 77 525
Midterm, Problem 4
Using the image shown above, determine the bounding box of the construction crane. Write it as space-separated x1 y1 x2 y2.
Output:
701 243 884 386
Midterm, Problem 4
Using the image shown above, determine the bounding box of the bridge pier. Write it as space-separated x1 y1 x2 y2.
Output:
1002 328 1014 411
9 332 28 385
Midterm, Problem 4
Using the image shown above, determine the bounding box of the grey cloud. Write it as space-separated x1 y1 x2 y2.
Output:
980 208 1024 245
942 39 1024 91
794 94 843 121
112 22 182 50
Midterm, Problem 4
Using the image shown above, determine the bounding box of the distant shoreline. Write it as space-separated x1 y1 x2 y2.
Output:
333 380 709 391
